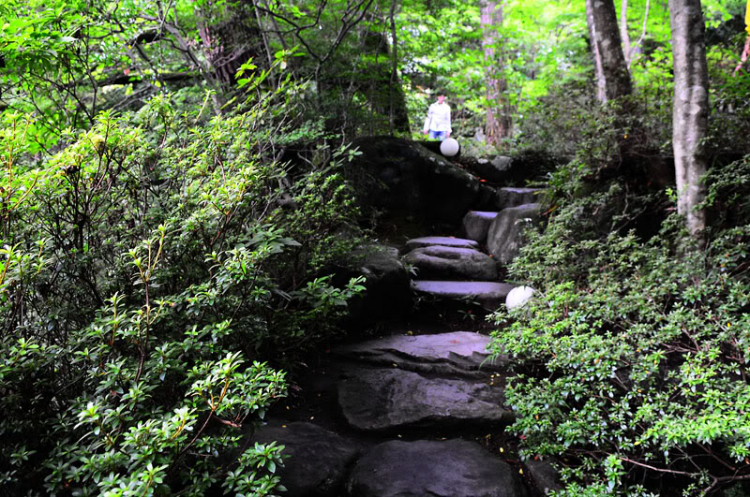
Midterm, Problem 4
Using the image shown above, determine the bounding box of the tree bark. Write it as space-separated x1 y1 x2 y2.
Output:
586 0 608 102
669 0 709 237
481 0 511 146
620 0 632 67
589 0 632 101
388 0 410 134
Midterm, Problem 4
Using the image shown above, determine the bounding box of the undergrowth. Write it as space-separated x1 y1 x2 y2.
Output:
490 156 750 495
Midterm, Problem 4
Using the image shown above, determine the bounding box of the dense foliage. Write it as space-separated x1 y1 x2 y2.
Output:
489 155 750 494
0 66 365 494
2 0 750 495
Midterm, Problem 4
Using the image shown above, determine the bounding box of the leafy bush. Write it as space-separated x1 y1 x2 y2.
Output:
489 157 750 495
0 74 364 495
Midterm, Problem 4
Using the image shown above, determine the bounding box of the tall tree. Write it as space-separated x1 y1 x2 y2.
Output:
585 0 607 102
481 0 511 146
586 0 632 102
669 0 709 237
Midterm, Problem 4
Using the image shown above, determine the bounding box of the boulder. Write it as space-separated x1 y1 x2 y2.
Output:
338 367 512 431
472 155 514 182
249 422 359 497
506 285 536 310
461 211 499 244
347 136 479 223
343 244 412 327
403 245 498 281
525 459 563 495
411 280 516 311
404 236 479 252
347 439 527 497
333 331 506 376
486 203 542 265
496 187 543 210
475 183 499 210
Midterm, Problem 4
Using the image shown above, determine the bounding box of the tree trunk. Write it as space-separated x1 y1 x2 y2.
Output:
669 0 709 237
481 0 511 146
585 0 607 102
589 0 632 101
620 0 632 67
388 0 410 134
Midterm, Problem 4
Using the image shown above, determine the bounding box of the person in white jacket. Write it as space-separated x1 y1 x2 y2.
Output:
422 93 452 141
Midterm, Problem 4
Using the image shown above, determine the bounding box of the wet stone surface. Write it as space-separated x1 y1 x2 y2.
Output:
403 245 498 281
333 331 506 376
412 280 516 311
404 236 480 252
337 367 513 431
347 439 528 497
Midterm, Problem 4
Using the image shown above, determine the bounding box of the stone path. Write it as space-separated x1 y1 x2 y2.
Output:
246 161 559 496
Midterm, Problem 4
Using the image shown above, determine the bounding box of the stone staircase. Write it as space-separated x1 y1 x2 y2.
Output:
244 186 558 497
407 187 542 311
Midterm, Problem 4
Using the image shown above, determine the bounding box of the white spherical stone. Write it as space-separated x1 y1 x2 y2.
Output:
440 138 459 157
506 285 536 310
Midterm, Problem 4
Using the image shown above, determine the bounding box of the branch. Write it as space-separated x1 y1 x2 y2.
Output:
628 0 650 69
255 0 329 61
621 457 696 477
321 0 376 64
734 35 750 76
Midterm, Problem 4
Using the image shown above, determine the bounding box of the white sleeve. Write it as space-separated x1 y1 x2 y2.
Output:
423 105 433 133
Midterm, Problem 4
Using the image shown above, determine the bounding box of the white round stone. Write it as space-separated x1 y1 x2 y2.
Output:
440 138 459 157
506 285 536 310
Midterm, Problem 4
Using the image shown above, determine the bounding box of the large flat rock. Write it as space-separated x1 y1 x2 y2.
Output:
347 439 528 497
487 203 542 265
334 331 505 375
404 236 480 252
403 245 498 281
412 280 516 311
338 368 511 431
461 210 500 243
249 422 359 497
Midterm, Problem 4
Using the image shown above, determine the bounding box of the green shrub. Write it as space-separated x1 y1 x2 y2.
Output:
490 157 750 495
0 74 364 495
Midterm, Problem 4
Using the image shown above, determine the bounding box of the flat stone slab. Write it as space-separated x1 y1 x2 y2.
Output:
338 368 511 431
412 280 516 311
496 187 543 210
462 210 500 243
334 331 505 375
347 439 527 497
404 236 479 252
403 245 498 281
249 422 359 497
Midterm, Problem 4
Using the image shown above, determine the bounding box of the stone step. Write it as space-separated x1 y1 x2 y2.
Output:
461 210 500 243
496 187 544 210
347 439 527 497
338 367 512 431
333 331 506 376
412 280 515 311
249 422 359 497
404 236 479 253
403 245 498 281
